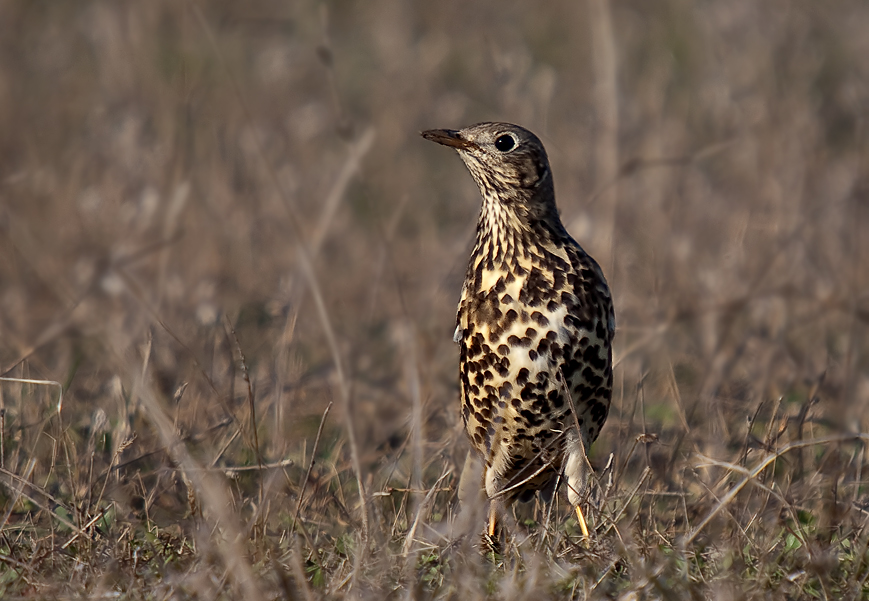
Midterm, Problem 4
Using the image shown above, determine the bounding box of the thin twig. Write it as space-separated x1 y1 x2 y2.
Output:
225 317 263 471
402 469 452 557
295 401 333 525
61 506 109 550
300 256 369 543
0 378 63 414
599 467 651 537
161 458 297 473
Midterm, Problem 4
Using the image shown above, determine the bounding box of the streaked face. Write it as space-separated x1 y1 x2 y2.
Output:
421 122 551 201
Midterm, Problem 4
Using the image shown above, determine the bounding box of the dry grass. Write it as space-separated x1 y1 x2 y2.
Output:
1 1 869 599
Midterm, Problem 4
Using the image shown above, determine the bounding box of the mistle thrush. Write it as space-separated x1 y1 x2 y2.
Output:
421 122 615 538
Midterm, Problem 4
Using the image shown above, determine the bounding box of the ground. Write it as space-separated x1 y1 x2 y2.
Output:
1 1 869 599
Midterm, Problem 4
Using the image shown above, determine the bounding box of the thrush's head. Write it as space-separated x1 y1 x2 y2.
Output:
421 123 560 231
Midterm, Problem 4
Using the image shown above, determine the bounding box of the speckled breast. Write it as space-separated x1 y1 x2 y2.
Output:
457 241 613 501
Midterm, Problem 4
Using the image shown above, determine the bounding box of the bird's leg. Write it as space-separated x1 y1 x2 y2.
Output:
487 505 498 537
574 505 590 538
483 503 502 556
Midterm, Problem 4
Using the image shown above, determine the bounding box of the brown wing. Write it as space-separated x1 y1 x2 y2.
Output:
559 243 615 446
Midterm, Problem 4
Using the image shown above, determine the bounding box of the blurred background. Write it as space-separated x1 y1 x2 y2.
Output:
1 0 868 596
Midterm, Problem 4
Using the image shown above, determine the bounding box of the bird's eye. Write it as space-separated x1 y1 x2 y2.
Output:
494 134 516 152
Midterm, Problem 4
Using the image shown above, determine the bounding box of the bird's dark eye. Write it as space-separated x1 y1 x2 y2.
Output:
494 134 516 152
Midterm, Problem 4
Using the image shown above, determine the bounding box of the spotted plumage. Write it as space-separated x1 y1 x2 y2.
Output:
421 122 615 536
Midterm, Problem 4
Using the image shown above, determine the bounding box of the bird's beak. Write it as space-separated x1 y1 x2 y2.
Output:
421 129 476 150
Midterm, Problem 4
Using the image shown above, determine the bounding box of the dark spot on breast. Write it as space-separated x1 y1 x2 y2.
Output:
596 320 607 340
531 311 549 326
590 401 608 423
562 358 580 377
584 367 604 385
517 368 530 385
529 349 538 361
574 384 591 399
525 327 537 338
498 344 510 355
564 314 586 331
532 398 551 414
583 345 607 370
552 271 565 290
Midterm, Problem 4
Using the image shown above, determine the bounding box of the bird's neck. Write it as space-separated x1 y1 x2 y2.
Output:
475 186 564 250
467 190 565 292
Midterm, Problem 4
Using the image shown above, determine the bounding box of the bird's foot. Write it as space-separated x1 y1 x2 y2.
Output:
482 530 503 562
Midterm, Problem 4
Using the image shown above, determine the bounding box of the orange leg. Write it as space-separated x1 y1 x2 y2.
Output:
575 505 590 538
488 505 498 537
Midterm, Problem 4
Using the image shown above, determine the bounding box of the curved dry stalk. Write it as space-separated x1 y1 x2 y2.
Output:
686 434 869 544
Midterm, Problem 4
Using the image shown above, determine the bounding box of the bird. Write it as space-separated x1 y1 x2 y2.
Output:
421 122 615 541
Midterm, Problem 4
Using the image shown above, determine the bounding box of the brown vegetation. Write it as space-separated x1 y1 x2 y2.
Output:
1 1 868 598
